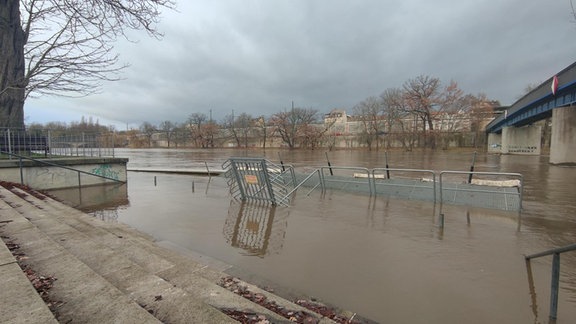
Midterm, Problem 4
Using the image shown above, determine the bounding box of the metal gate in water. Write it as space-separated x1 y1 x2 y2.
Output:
222 157 296 206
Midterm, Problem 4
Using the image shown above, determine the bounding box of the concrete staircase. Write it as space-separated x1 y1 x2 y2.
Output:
0 183 335 323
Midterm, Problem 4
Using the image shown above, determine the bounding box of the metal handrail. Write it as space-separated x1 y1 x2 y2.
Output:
525 243 576 321
276 169 323 206
1 150 125 188
319 166 373 195
525 243 576 260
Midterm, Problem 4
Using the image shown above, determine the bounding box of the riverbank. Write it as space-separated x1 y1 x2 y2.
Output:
0 181 351 323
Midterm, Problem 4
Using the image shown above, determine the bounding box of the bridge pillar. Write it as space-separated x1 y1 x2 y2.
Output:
550 106 576 165
487 133 502 153
501 125 541 155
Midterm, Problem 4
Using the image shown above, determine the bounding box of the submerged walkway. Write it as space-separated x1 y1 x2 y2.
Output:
0 182 338 323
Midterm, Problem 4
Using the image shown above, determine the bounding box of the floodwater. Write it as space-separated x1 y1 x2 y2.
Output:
49 148 576 323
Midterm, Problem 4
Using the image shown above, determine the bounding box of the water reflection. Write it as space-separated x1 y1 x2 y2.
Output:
223 201 289 257
46 183 128 213
525 259 541 323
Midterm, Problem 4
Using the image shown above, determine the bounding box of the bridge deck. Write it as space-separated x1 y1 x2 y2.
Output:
486 60 576 133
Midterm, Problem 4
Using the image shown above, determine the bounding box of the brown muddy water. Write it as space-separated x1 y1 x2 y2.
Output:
48 148 576 324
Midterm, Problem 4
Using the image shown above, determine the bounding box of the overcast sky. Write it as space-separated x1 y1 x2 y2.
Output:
24 0 576 129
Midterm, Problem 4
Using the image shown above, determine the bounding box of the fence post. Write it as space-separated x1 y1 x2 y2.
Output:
384 151 390 179
7 129 12 159
468 151 477 184
47 130 51 156
19 156 24 185
325 152 333 176
550 252 560 320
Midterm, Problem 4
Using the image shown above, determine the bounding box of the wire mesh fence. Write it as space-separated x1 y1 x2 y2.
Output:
1 128 115 158
222 157 523 212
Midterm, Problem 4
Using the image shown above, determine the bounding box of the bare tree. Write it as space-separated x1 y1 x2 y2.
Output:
223 112 253 148
403 75 442 148
0 0 174 128
403 75 442 132
171 123 190 147
353 96 385 151
380 88 413 150
187 113 219 148
269 107 318 149
187 113 207 147
158 120 175 147
139 121 156 147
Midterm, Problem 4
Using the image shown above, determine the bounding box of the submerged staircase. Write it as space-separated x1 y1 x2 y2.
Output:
0 182 339 323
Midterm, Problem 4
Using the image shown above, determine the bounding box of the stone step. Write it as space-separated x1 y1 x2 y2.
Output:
0 186 238 323
0 194 161 323
0 226 58 324
2 185 336 323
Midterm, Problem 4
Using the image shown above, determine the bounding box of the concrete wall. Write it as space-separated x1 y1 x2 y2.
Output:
550 106 576 165
487 133 502 154
501 125 541 155
0 158 127 190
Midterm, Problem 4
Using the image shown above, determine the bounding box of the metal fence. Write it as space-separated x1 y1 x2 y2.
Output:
222 157 297 206
50 132 115 157
0 128 49 157
0 128 115 158
222 158 523 212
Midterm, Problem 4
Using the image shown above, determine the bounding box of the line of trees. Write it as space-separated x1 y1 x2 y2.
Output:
352 75 497 150
25 75 499 150
134 106 328 149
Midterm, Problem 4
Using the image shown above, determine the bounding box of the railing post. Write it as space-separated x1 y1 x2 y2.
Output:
78 171 81 188
468 151 477 184
439 172 444 204
47 130 51 156
432 172 437 203
7 128 12 159
19 156 24 185
325 152 333 176
550 252 560 320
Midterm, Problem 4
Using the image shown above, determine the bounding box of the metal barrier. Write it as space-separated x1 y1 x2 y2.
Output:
1 128 115 158
525 243 576 321
222 157 297 206
320 166 373 196
49 132 115 157
276 169 323 206
0 129 48 157
439 171 523 211
372 168 436 202
222 159 524 211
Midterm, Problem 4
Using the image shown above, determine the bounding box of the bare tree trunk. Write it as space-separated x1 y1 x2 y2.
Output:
0 0 26 128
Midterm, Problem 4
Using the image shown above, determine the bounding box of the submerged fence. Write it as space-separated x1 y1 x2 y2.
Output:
222 157 523 211
1 128 115 158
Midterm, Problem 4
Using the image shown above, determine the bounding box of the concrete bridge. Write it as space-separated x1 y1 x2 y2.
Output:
486 61 576 164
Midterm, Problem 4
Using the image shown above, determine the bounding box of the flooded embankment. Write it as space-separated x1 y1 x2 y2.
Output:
49 148 576 323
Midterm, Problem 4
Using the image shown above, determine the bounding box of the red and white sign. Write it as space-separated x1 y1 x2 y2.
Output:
551 75 559 95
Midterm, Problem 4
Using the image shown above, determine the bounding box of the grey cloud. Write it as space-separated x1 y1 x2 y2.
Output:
25 0 576 127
